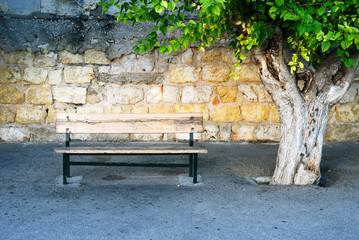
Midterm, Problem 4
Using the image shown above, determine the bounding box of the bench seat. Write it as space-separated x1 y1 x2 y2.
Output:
54 146 208 154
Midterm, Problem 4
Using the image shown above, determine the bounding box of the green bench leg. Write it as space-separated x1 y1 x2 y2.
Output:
193 153 198 184
189 154 193 177
63 153 70 184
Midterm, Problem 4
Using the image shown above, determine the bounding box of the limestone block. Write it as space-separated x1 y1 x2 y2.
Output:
0 66 21 84
222 48 251 64
15 107 47 124
212 96 220 105
340 82 358 103
132 134 163 141
98 72 163 85
146 86 180 103
210 106 241 123
219 125 232 141
241 104 271 123
0 127 31 142
216 87 237 103
0 105 15 123
77 104 104 113
87 86 105 104
47 107 76 123
23 67 48 84
181 86 212 104
325 124 359 141
149 105 172 113
52 87 87 104
35 52 57 67
105 106 148 114
252 84 272 102
203 124 219 141
175 133 201 141
59 50 83 64
232 65 261 82
84 49 111 65
254 125 280 142
203 65 230 82
107 85 144 104
169 66 200 83
156 51 173 72
136 55 155 72
4 51 34 66
28 126 63 142
48 69 63 85
270 104 280 123
197 48 221 63
232 125 255 141
172 48 193 64
27 87 53 105
336 104 359 123
64 66 94 83
238 84 258 102
0 85 25 104
173 104 209 121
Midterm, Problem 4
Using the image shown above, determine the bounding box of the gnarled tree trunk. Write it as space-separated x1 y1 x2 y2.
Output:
252 29 359 185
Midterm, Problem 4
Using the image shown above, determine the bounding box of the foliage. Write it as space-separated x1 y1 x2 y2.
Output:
98 0 359 71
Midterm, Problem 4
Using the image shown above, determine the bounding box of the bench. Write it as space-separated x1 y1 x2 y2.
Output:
54 113 207 184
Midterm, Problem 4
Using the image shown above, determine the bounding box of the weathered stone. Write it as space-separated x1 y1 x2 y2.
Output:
27 87 53 105
270 104 280 123
132 134 163 141
254 125 280 142
222 48 251 64
175 133 201 141
336 104 359 123
35 52 57 67
149 105 172 113
64 66 94 83
232 125 255 141
203 124 219 141
203 65 230 82
84 49 111 65
70 133 130 142
198 48 221 63
340 82 358 103
28 126 63 142
241 104 271 123
98 72 163 85
232 65 261 82
173 104 210 121
216 87 237 103
212 96 220 105
325 124 359 141
252 84 272 102
112 53 136 71
48 69 63 85
107 86 144 104
130 106 149 113
0 105 15 123
0 66 21 84
15 107 47 124
23 67 48 84
87 86 105 104
155 51 172 72
169 66 200 83
47 107 76 123
146 86 180 103
181 86 212 104
219 125 232 141
4 51 34 66
238 84 258 102
0 127 31 142
77 104 104 113
210 106 241 123
0 85 25 104
59 50 83 64
52 87 87 104
172 48 193 64
105 106 148 114
136 55 155 72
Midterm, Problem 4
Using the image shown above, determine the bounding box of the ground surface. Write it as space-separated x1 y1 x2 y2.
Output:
0 142 358 240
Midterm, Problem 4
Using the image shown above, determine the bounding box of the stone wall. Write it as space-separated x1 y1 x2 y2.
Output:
0 47 358 142
0 0 358 142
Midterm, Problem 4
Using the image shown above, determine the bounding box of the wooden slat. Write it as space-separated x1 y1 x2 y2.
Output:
56 113 203 134
54 146 208 154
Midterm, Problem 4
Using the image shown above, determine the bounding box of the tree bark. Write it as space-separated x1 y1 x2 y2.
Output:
252 29 359 185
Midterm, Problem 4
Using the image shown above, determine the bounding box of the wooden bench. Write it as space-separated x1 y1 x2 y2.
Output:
54 113 207 184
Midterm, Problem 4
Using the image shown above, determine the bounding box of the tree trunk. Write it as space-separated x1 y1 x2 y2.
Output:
252 29 359 185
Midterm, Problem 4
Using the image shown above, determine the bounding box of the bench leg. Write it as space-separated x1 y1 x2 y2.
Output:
189 154 193 177
63 153 70 184
193 153 198 184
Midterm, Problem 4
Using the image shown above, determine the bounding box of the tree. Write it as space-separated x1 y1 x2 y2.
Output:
98 0 359 185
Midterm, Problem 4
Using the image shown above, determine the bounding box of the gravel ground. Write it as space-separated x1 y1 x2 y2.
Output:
0 142 358 240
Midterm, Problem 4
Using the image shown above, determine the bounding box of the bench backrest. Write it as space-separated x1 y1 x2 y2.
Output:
56 113 204 134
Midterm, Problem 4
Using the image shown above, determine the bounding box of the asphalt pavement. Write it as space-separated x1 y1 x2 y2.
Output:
0 142 358 240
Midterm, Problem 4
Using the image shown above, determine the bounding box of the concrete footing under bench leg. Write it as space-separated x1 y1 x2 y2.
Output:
178 174 203 186
56 176 83 187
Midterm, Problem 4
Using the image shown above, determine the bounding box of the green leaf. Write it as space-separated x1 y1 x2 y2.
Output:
321 41 331 52
275 0 284 7
155 5 163 13
317 6 326 16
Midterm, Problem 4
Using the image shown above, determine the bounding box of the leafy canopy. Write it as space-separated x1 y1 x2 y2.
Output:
98 0 359 71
